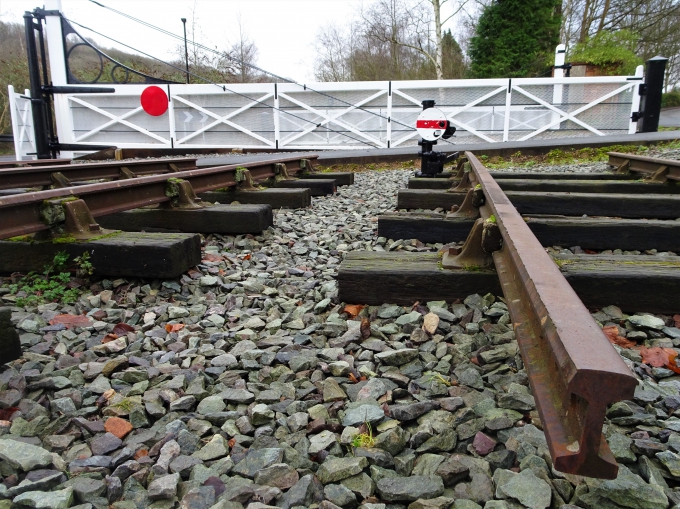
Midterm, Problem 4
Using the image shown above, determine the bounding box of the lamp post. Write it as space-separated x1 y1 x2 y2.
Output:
181 17 189 84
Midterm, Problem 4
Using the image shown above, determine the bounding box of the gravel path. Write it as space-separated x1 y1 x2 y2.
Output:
0 163 680 509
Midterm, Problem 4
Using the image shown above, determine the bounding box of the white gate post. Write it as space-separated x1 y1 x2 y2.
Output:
273 84 280 149
553 44 566 103
8 86 22 161
386 81 392 148
168 85 177 147
43 0 68 86
629 65 644 134
503 80 512 142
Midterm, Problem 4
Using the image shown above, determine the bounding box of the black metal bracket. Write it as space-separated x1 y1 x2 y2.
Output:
554 63 572 77
43 85 115 94
631 111 643 122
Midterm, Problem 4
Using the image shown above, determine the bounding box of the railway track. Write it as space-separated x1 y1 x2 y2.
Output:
339 151 680 478
1 146 680 507
0 154 359 279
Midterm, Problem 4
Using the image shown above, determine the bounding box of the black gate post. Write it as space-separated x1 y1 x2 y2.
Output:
639 56 668 133
23 11 51 159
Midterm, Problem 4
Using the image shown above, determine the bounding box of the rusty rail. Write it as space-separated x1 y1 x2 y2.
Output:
609 152 680 182
0 158 198 190
0 158 70 169
464 151 637 479
0 155 316 239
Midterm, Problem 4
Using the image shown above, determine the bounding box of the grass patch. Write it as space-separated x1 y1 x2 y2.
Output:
483 140 680 170
316 159 422 173
5 251 92 306
351 421 375 449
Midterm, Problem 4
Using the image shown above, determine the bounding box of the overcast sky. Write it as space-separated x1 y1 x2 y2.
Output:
0 0 460 82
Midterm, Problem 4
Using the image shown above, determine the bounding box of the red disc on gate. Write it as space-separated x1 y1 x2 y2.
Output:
140 86 168 116
416 107 449 141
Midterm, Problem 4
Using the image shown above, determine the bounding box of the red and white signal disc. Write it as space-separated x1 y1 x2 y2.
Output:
416 108 449 141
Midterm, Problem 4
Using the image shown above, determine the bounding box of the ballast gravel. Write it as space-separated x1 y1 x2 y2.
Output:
0 160 680 509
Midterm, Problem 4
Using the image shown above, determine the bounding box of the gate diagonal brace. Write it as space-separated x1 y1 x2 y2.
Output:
274 163 297 181
163 179 203 210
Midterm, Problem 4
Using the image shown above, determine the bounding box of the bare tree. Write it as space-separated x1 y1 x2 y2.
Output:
428 0 470 79
360 0 468 79
313 0 471 81
227 12 260 83
313 23 355 81
561 0 680 86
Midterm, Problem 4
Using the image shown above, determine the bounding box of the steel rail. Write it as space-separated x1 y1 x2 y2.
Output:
0 155 316 239
0 158 198 190
0 159 71 169
608 152 680 181
465 151 637 479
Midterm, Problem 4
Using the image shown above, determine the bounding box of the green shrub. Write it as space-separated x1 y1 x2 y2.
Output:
662 90 680 109
569 29 643 75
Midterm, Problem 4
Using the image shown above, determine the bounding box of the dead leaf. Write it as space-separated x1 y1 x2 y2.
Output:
674 314 680 328
96 389 116 407
187 269 202 279
360 317 371 339
49 314 92 329
0 407 19 420
422 312 440 335
202 253 224 263
343 304 365 318
348 373 359 383
102 334 119 343
112 323 135 336
602 325 637 349
242 254 252 260
165 323 185 333
638 346 680 373
228 438 236 448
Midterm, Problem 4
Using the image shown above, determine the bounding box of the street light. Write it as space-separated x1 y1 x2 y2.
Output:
181 18 189 84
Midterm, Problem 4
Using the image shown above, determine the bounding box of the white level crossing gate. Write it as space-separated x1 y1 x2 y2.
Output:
8 37 645 157
40 72 642 154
